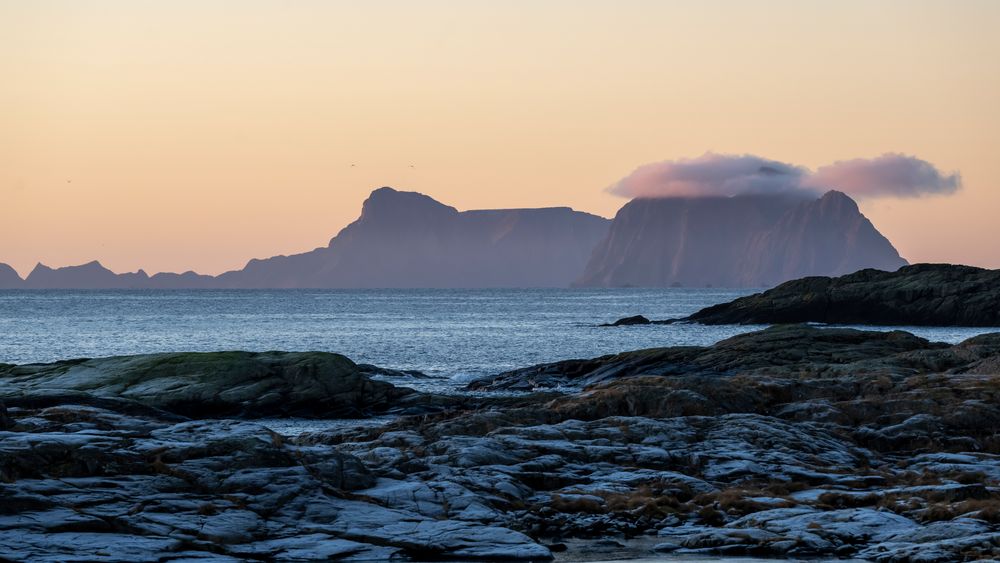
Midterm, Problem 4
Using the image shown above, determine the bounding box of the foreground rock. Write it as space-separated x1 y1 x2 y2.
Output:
470 323 991 391
0 351 451 418
4 326 1000 561
684 263 1000 326
0 407 550 561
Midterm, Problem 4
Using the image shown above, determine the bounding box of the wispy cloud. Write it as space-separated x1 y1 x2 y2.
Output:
806 153 961 198
608 152 961 200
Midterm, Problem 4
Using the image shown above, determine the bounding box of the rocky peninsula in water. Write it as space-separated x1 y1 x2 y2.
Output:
3 323 1000 561
606 264 1000 328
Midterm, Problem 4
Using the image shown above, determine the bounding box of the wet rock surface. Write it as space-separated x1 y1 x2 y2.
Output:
3 325 1000 561
0 351 461 419
683 263 1000 326
601 315 652 327
0 406 550 562
469 323 970 391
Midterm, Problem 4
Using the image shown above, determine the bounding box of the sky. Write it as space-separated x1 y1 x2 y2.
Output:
2 0 999 276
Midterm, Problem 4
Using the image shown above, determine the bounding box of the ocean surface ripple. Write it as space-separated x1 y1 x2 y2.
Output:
2 288 993 394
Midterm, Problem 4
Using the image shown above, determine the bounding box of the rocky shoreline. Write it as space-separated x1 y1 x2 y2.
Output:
606 264 1000 327
3 325 1000 561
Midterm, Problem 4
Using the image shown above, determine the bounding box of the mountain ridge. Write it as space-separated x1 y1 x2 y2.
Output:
2 187 912 289
6 187 611 289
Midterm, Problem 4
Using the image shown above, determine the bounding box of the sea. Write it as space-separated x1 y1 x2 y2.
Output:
1 288 994 394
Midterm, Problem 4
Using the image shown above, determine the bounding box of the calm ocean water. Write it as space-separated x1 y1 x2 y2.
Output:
1 289 994 393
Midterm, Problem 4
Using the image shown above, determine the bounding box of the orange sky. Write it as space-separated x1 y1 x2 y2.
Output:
3 0 999 276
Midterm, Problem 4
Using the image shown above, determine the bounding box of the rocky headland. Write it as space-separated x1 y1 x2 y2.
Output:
3 325 1000 561
605 263 1000 328
685 263 1000 326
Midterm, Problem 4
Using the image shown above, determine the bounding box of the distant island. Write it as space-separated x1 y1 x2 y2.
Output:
2 186 908 289
575 190 907 287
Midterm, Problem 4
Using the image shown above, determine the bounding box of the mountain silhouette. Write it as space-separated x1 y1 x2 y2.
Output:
24 261 148 289
215 187 612 288
3 187 909 290
0 263 22 289
574 190 907 288
7 188 610 289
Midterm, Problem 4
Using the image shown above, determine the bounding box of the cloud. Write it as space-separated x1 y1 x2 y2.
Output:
607 153 814 199
805 153 961 198
608 152 961 200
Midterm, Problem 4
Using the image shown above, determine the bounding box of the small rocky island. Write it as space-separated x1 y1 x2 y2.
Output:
606 264 1000 327
3 325 1000 561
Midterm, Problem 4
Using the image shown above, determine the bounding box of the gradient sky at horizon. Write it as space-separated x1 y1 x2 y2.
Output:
3 0 999 277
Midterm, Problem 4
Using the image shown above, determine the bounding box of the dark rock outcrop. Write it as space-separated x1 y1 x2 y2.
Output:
603 315 652 326
0 351 429 418
575 190 907 288
0 401 9 429
465 324 1000 453
469 324 957 391
685 263 1000 326
336 325 1000 561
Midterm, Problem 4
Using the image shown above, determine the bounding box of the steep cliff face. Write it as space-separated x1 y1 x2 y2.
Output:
740 191 907 286
217 187 611 288
575 190 907 288
0 263 23 289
